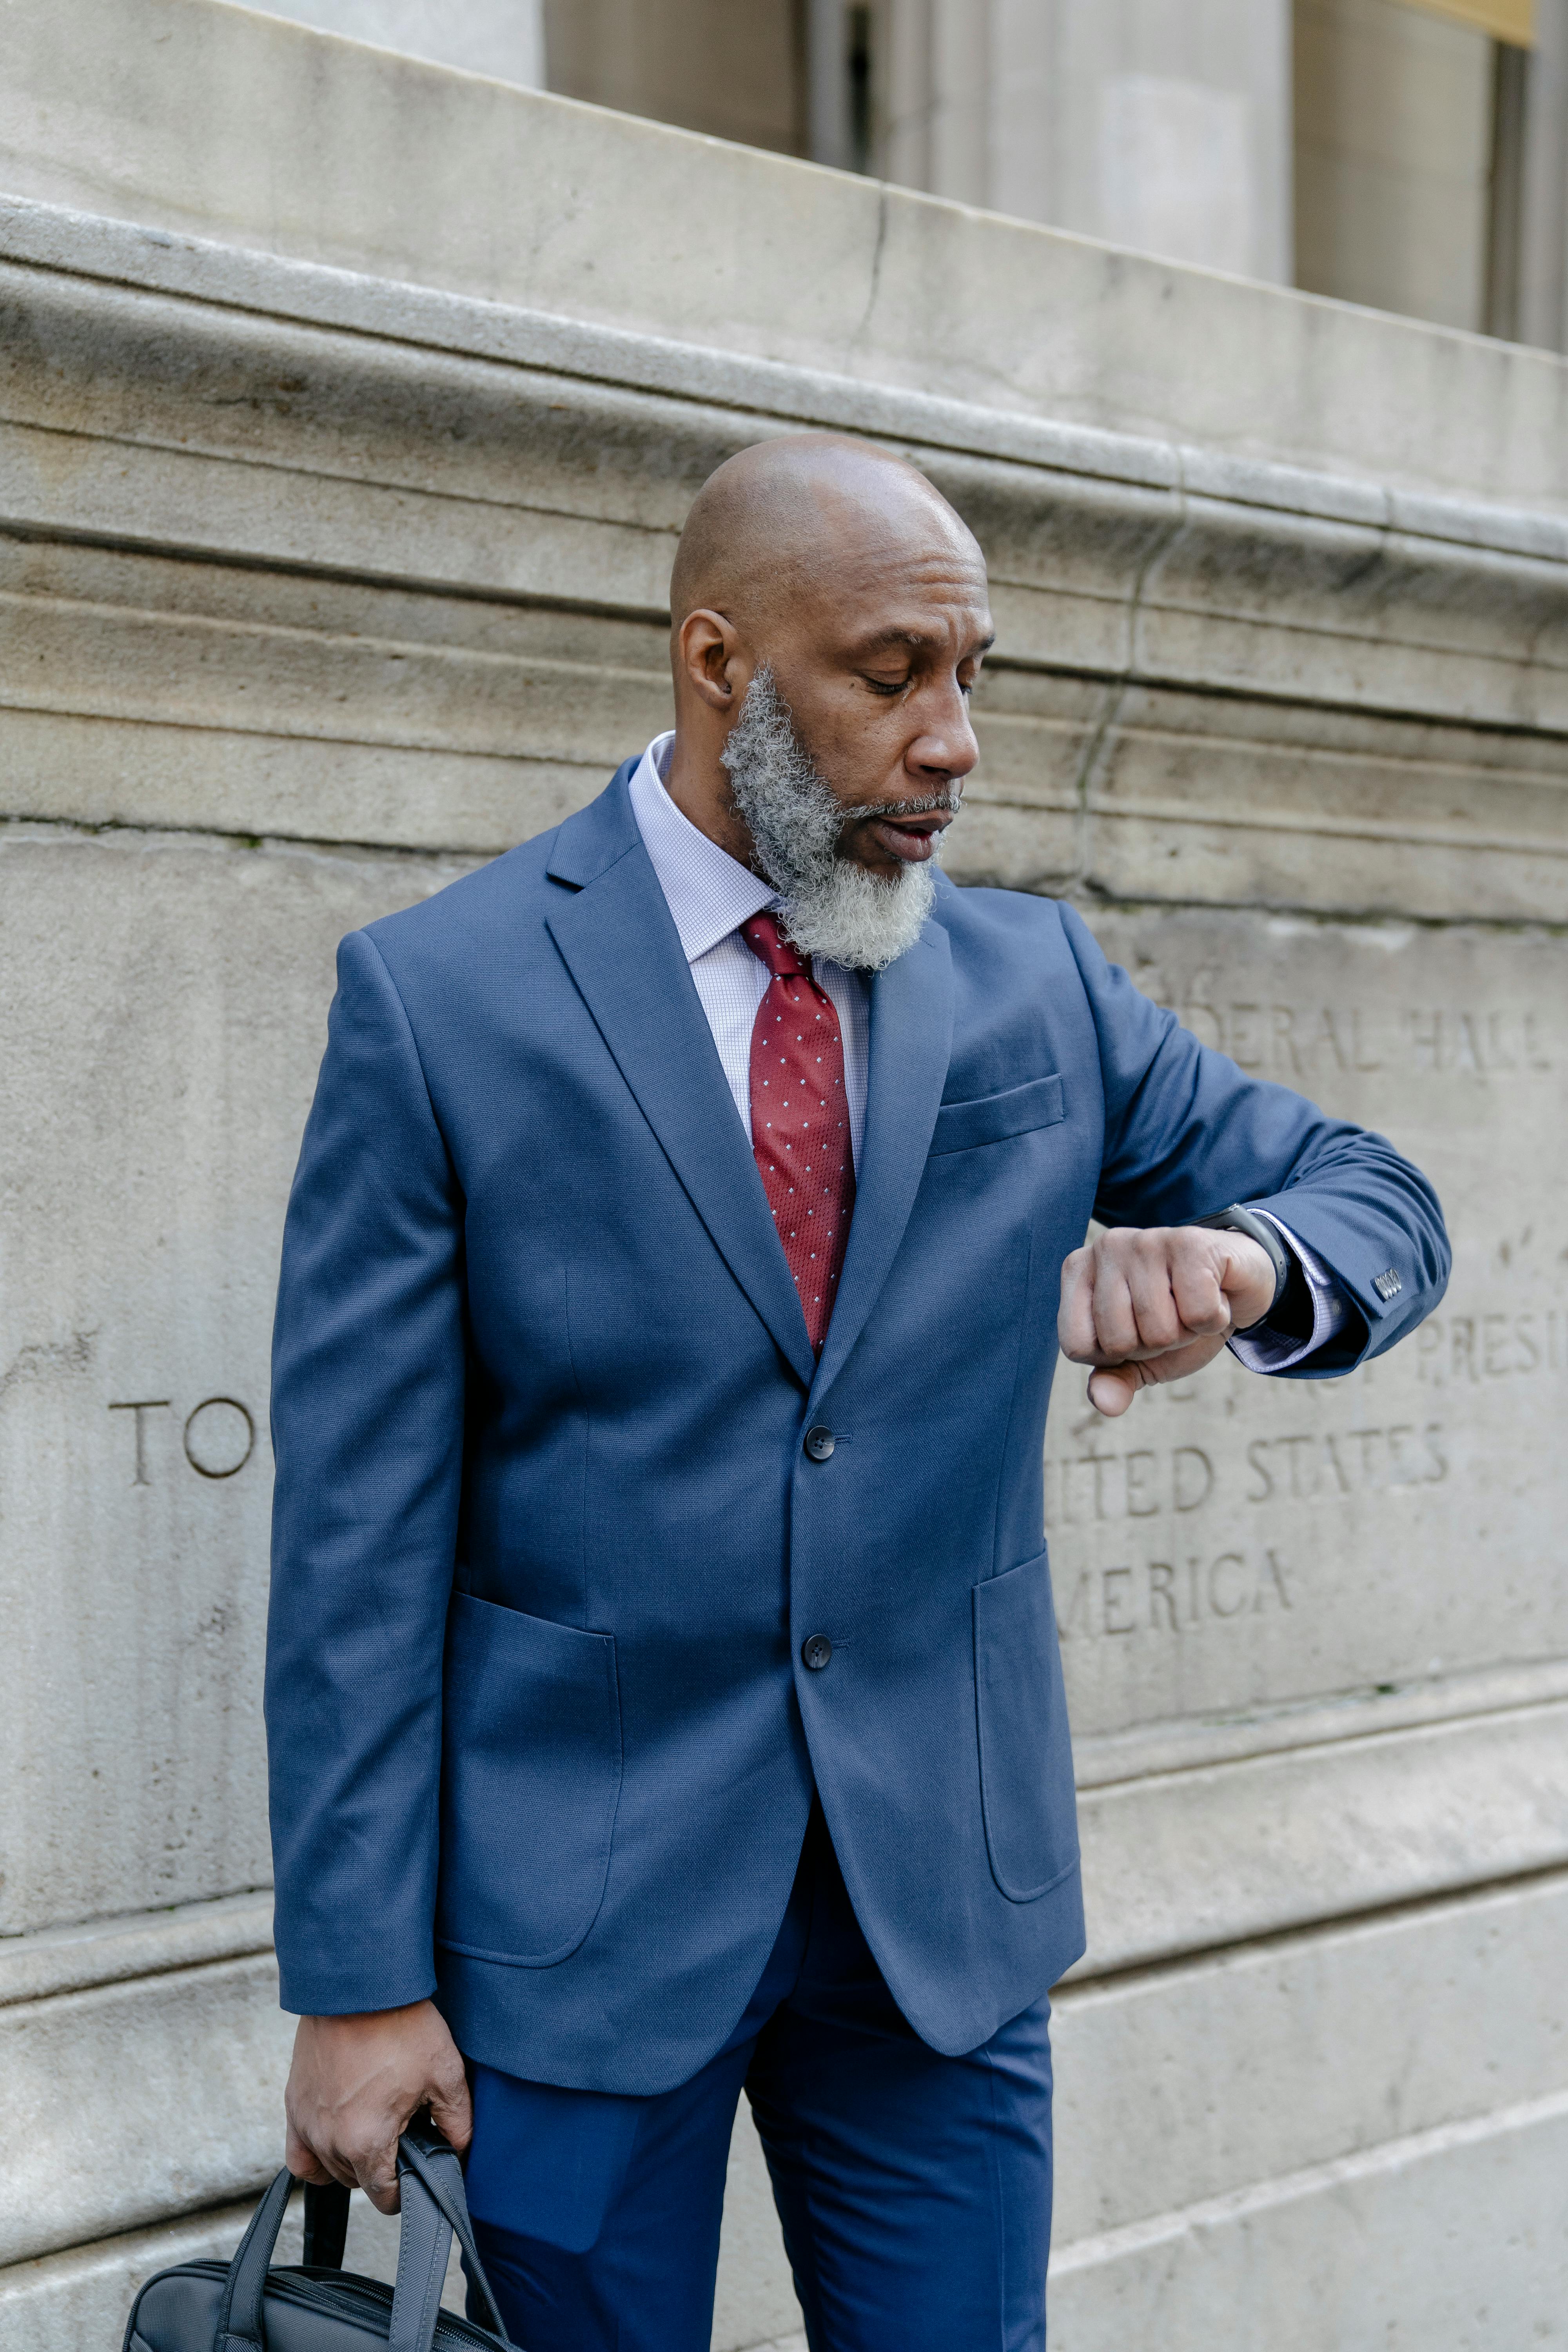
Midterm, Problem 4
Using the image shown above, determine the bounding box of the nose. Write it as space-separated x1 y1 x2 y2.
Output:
907 678 980 787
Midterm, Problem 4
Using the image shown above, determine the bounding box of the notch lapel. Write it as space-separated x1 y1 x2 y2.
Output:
545 787 817 1390
810 918 955 1401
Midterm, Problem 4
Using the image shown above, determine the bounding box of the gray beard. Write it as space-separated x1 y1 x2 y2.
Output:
719 668 953 973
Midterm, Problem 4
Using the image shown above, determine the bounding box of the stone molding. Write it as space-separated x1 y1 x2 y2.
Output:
2 1950 290 2265
5 194 1568 573
1071 1649 1568 1786
5 0 1568 511
3 199 1566 927
0 1891 273 2009
2 1670 1562 2267
1075 1689 1568 1976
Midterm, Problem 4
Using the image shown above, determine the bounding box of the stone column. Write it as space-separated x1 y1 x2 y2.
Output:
1517 0 1568 348
876 0 1293 283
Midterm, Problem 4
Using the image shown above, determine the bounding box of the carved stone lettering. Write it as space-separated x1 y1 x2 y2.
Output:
183 1397 256 1480
1045 1443 1216 1527
1046 1423 1446 1521
1172 992 1554 1081
107 1399 171 1487
107 1394 256 1481
1056 1548 1294 1641
1244 1423 1447 1502
1417 1309 1568 1385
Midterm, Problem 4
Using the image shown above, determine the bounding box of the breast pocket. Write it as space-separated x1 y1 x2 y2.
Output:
973 1548 1079 1902
437 1592 622 1966
930 1073 1064 1156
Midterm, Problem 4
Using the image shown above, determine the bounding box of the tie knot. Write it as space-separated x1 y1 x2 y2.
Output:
741 911 807 980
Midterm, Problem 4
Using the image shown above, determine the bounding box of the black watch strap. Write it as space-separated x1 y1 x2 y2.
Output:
1194 1204 1289 1330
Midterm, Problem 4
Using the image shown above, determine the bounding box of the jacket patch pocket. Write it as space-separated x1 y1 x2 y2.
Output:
930 1073 1063 1156
437 1591 622 1966
973 1549 1079 1903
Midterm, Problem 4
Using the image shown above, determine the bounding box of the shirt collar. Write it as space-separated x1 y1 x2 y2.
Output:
627 731 776 964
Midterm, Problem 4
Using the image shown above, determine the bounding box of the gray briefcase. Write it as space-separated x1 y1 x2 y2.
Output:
122 2123 514 2352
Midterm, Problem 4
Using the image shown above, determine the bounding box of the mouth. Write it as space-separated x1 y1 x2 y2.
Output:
860 809 955 865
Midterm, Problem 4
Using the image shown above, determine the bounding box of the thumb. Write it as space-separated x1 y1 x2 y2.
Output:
1086 1364 1140 1417
1086 1332 1230 1416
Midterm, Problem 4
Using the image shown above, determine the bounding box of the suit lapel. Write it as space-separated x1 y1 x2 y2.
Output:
811 917 955 1401
545 775 817 1389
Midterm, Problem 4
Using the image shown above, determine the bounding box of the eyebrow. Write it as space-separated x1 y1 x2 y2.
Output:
853 627 997 657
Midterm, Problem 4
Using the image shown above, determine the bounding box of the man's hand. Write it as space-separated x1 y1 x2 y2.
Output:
1059 1225 1276 1418
283 1999 472 2214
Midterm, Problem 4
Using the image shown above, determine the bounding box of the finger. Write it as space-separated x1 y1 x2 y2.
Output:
1168 1234 1232 1337
1057 1247 1098 1362
429 2068 474 2157
1091 1245 1140 1361
284 2128 333 2187
1123 1231 1187 1355
359 2149 403 2216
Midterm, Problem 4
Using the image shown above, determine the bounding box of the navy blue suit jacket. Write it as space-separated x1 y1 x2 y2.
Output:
266 762 1448 2090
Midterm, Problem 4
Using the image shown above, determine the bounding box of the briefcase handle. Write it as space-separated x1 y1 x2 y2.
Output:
212 2120 513 2352
303 2175 350 2269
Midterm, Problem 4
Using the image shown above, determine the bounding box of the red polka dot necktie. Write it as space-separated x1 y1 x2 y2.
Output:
741 912 856 1354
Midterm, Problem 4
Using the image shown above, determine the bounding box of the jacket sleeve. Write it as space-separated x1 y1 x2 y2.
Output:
1059 904 1450 1377
266 927 466 2014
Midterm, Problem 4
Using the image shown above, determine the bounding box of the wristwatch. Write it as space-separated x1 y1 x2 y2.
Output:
1194 1204 1289 1331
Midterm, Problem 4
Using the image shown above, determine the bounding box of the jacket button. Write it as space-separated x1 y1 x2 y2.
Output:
804 1426 835 1461
801 1634 833 1671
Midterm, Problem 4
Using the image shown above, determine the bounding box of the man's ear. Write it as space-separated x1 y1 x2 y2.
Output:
677 610 745 712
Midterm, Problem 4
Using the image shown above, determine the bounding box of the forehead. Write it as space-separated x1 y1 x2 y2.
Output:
798 511 991 645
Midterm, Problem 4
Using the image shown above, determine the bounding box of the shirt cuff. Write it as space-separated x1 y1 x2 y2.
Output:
1226 1211 1350 1374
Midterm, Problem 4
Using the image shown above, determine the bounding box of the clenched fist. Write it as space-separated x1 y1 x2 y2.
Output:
1059 1225 1276 1418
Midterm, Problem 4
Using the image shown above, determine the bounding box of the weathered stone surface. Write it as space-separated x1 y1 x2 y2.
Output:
8 0 1568 508
1050 2094 1568 2349
1049 910 1567 1739
2 218 1564 935
1 1956 291 2263
0 828 476 1934
1052 1869 1568 2243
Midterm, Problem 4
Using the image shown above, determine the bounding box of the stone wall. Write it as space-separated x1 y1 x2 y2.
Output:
2 6 1566 2345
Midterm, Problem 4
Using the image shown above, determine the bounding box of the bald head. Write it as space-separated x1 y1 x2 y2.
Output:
669 434 978 632
662 432 991 907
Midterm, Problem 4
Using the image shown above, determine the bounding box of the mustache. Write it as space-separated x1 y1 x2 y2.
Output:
835 789 964 824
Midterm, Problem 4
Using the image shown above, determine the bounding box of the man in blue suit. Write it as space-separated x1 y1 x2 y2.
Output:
268 436 1447 2350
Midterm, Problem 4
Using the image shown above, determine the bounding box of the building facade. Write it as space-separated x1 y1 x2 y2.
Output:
1 1 1566 2346
254 0 1568 342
